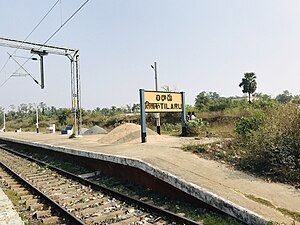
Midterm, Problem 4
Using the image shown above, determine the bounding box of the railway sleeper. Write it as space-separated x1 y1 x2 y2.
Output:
8 183 23 190
70 197 110 210
42 182 72 191
25 198 41 207
42 186 79 196
33 209 54 219
3 178 19 186
11 187 28 192
110 215 140 225
41 215 61 224
30 177 61 184
29 202 47 211
78 201 118 217
16 190 31 196
20 194 34 200
85 209 128 224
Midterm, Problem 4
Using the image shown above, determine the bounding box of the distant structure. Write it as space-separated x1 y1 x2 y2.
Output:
231 96 259 102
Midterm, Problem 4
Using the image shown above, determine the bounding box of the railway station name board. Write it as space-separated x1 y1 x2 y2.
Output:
144 91 183 113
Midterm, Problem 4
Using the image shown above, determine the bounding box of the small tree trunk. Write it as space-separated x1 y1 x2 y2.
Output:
248 92 251 103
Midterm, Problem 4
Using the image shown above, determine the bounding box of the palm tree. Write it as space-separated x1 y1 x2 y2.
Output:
239 72 257 103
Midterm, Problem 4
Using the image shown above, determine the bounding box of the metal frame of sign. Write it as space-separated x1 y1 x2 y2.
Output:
139 89 187 143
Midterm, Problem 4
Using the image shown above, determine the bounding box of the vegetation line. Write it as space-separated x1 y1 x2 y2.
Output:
245 194 300 222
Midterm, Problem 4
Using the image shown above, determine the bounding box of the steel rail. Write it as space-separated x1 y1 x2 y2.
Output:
0 158 85 225
0 145 202 225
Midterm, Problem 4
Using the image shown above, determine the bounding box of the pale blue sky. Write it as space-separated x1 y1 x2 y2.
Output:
1 0 300 110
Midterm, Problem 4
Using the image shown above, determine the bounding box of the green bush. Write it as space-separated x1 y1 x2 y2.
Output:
162 123 181 135
238 104 300 185
235 112 265 139
186 118 206 136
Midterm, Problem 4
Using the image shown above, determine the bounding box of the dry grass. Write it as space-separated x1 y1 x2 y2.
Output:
244 194 300 222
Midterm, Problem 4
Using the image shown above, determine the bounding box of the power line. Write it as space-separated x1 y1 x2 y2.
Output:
43 0 90 50
0 52 40 89
0 57 11 74
13 0 90 75
7 53 40 86
0 55 13 89
14 0 60 55
0 75 13 89
0 0 60 79
60 0 63 26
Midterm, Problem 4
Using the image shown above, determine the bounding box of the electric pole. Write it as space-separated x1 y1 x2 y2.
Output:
3 111 5 132
36 105 39 133
151 62 161 135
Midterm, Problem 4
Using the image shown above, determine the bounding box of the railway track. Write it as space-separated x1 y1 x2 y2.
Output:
0 146 201 225
0 166 68 224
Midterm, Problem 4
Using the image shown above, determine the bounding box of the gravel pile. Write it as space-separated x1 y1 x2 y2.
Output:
98 123 160 144
82 125 107 135
79 128 89 135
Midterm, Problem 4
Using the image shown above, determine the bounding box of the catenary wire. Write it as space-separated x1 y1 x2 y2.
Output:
0 0 60 78
12 0 90 76
13 0 60 55
60 0 63 26
0 57 11 75
0 0 89 89
7 53 40 86
0 76 13 89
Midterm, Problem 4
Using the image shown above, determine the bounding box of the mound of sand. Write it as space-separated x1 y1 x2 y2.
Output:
98 123 161 144
83 125 107 135
79 128 89 135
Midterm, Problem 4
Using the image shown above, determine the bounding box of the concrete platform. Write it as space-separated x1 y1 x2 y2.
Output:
0 187 24 225
0 132 299 225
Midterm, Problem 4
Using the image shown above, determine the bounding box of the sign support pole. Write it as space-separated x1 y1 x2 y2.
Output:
36 105 39 133
139 89 147 143
153 62 161 135
3 112 5 132
181 92 187 136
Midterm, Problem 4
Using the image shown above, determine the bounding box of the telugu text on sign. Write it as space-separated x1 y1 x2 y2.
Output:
144 91 183 112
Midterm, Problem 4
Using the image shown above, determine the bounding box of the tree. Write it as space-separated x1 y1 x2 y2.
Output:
195 91 232 111
195 91 211 111
239 72 257 103
275 90 292 104
56 108 71 125
131 104 140 113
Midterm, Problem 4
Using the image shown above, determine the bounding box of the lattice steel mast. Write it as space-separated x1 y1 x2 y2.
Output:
0 36 82 134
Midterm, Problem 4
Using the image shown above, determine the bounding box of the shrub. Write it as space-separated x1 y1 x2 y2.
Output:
235 112 265 139
186 118 206 136
238 104 300 185
162 123 181 135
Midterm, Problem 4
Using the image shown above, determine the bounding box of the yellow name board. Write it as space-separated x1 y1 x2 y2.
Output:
144 91 183 112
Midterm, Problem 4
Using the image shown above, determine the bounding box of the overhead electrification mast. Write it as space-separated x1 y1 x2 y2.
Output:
0 36 82 134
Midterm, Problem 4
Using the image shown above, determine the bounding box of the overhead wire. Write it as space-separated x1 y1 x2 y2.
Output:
1 0 90 88
0 0 60 77
7 53 40 86
60 0 63 26
0 76 13 89
0 54 12 88
13 0 60 55
12 0 90 75
0 53 41 89
0 57 11 75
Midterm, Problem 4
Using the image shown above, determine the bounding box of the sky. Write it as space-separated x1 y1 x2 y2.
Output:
1 0 300 110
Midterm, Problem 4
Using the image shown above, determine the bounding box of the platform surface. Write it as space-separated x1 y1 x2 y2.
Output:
0 187 24 225
0 132 299 224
